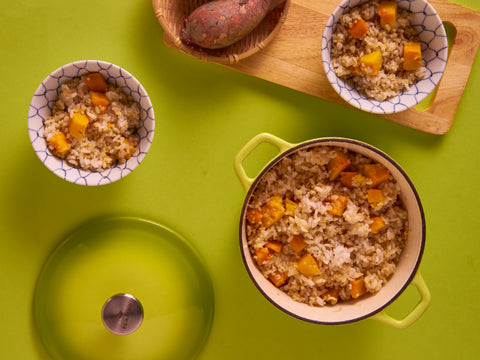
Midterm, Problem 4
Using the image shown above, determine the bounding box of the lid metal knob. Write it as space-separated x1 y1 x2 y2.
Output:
101 294 144 335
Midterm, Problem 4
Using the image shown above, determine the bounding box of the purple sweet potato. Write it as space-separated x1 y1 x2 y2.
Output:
181 0 285 49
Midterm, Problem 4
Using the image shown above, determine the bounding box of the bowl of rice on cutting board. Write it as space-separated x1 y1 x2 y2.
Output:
322 0 448 114
234 133 430 328
28 60 155 185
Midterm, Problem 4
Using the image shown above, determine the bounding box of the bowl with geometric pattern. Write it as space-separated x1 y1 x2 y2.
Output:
28 60 154 185
321 0 448 114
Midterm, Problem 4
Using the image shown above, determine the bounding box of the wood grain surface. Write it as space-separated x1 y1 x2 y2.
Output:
163 0 480 134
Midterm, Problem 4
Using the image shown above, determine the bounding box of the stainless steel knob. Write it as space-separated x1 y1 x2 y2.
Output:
101 294 143 335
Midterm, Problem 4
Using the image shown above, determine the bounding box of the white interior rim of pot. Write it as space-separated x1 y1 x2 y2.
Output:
239 138 426 325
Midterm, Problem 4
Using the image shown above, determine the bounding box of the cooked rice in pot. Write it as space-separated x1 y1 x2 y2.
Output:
43 74 140 171
331 0 425 101
245 145 408 307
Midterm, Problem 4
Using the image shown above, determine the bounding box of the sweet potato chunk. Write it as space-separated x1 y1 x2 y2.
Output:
328 152 351 180
348 17 369 39
91 91 109 114
378 1 397 29
404 42 422 70
369 217 386 234
360 51 383 75
255 247 271 266
123 139 137 160
350 277 367 299
363 163 390 187
348 66 362 75
48 132 71 155
339 172 357 188
247 196 286 227
289 235 307 253
269 271 288 287
297 253 321 277
265 241 283 253
284 198 298 216
69 112 89 139
83 72 108 93
327 194 347 216
322 288 339 305
261 196 285 227
367 189 386 207
339 172 367 188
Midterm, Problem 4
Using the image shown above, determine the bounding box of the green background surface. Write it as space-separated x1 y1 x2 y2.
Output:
1 0 479 359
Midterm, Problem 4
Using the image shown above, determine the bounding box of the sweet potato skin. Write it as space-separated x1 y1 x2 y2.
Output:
181 0 284 49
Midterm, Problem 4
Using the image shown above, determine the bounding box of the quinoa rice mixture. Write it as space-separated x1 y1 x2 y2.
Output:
43 72 140 171
331 0 426 101
246 146 408 306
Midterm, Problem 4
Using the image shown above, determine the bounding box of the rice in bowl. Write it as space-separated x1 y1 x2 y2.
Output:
331 0 425 101
43 73 140 172
245 145 408 307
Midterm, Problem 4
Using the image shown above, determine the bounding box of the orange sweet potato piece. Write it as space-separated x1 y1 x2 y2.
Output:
348 66 362 75
261 195 285 227
289 235 307 253
91 91 109 114
327 194 347 216
378 1 397 29
367 189 386 207
363 163 390 187
269 271 288 287
83 72 108 93
404 42 422 70
360 51 383 75
181 0 285 49
123 139 137 160
297 253 321 277
369 216 386 234
348 17 369 39
69 112 89 139
255 247 271 266
328 152 351 180
284 198 298 216
339 172 368 188
350 277 367 299
322 288 339 305
49 132 71 155
340 172 356 187
265 241 283 253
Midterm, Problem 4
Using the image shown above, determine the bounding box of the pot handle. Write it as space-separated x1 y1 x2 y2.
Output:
234 133 293 191
371 272 430 329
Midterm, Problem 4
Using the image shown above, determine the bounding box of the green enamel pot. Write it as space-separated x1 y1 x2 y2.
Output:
234 133 429 328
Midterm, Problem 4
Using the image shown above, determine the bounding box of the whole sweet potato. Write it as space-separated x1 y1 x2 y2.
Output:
181 0 285 49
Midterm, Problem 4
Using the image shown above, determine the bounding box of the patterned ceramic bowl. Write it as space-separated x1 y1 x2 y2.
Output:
322 0 448 114
28 60 155 185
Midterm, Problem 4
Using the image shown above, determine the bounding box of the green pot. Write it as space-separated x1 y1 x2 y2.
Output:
234 133 429 328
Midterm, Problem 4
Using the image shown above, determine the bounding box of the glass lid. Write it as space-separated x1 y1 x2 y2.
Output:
34 217 214 360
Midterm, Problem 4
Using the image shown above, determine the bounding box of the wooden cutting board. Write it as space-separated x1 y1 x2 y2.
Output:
163 0 480 135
